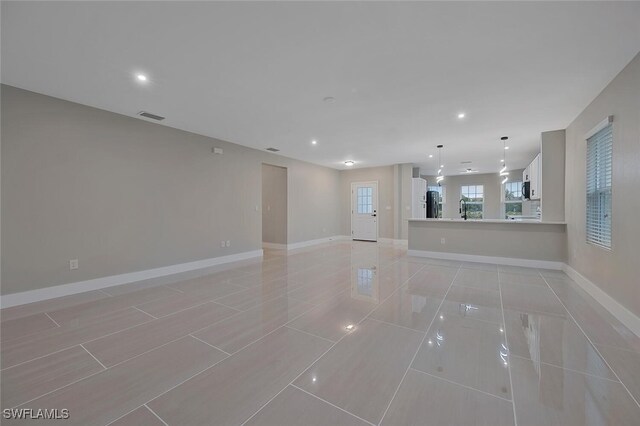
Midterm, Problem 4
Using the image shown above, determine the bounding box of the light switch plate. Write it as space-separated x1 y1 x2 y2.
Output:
69 259 79 270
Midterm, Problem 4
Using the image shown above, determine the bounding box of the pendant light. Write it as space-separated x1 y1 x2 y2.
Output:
500 137 509 184
436 145 444 184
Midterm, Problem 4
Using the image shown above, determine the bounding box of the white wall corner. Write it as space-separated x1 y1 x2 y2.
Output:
562 264 640 338
0 249 264 309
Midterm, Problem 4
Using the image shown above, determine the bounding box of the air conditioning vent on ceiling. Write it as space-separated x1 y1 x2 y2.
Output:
137 111 165 121
266 147 280 152
460 161 472 164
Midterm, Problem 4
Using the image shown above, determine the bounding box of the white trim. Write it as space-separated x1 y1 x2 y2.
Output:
0 250 263 309
286 235 344 251
262 242 288 250
562 264 640 338
584 115 613 140
406 249 563 270
378 238 408 246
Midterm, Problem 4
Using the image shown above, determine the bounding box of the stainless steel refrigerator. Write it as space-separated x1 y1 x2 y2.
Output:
426 190 439 218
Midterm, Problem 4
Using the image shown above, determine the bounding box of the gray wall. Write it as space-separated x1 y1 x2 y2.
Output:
540 130 566 222
261 164 287 245
424 170 524 220
1 85 341 294
339 165 396 240
565 52 640 317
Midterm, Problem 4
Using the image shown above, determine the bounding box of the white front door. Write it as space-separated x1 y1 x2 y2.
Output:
351 182 378 241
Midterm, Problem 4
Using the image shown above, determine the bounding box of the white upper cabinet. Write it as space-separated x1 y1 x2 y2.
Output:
530 153 541 200
522 153 541 200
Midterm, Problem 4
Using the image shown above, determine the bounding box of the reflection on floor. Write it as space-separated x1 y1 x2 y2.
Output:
1 241 639 425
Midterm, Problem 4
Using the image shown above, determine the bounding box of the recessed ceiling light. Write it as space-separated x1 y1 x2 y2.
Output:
311 140 317 145
457 113 465 119
500 159 504 162
136 73 148 82
504 146 510 150
429 154 433 158
344 160 355 166
323 96 336 103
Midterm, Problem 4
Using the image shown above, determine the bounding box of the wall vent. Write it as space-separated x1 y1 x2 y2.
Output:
138 111 165 121
266 147 280 152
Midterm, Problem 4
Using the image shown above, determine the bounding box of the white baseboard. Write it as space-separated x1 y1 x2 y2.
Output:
262 242 288 250
378 238 408 246
562 264 640 338
286 235 344 251
0 250 263 309
406 249 564 270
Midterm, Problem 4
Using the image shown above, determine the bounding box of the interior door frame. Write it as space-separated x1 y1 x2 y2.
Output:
350 181 379 241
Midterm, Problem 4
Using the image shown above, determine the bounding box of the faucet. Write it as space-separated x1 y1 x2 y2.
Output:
459 198 468 220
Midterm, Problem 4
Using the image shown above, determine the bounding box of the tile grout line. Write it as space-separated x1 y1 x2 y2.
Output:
497 268 519 426
365 316 427 334
145 404 170 426
2 298 246 372
132 306 158 319
188 334 232 356
79 343 108 370
538 271 640 409
377 264 461 426
509 353 621 383
44 312 61 327
104 354 230 426
283 325 336 345
238 263 429 426
289 383 376 426
408 367 513 403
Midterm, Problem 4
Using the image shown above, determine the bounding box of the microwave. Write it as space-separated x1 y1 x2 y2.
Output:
522 181 531 200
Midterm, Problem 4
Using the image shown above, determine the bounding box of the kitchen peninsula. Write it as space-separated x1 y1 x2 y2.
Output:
408 218 567 268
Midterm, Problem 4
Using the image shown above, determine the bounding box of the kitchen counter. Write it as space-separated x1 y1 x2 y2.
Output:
408 218 566 225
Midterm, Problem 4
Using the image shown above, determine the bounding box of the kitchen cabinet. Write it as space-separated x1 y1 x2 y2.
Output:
522 153 541 200
530 153 541 200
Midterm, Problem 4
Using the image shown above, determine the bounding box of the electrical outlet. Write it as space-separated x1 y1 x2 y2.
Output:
440 238 446 245
220 240 226 248
69 259 79 270
226 240 231 247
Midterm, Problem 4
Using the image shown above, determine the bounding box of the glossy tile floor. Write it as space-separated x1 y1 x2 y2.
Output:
2 241 639 425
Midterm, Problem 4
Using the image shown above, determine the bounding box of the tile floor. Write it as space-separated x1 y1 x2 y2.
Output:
1 241 639 425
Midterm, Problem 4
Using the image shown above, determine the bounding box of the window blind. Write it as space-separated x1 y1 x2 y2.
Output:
586 123 612 249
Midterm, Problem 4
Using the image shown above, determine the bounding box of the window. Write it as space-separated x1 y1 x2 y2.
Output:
586 122 612 249
503 180 523 218
357 187 373 214
428 185 444 218
461 185 484 219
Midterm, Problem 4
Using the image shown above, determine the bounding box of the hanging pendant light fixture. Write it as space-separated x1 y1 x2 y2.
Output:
500 137 509 184
436 145 445 184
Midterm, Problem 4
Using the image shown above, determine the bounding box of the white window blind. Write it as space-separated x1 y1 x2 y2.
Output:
586 123 612 249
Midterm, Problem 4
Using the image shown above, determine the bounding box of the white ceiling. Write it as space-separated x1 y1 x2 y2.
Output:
2 1 639 174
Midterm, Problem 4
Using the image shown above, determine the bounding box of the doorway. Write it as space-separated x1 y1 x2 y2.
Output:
351 181 378 241
262 164 287 249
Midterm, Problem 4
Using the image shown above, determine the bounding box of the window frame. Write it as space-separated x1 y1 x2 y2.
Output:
460 184 484 219
585 117 613 250
502 180 523 219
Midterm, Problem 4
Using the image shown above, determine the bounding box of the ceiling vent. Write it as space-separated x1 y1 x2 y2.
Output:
460 161 472 164
137 111 165 121
266 147 280 152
